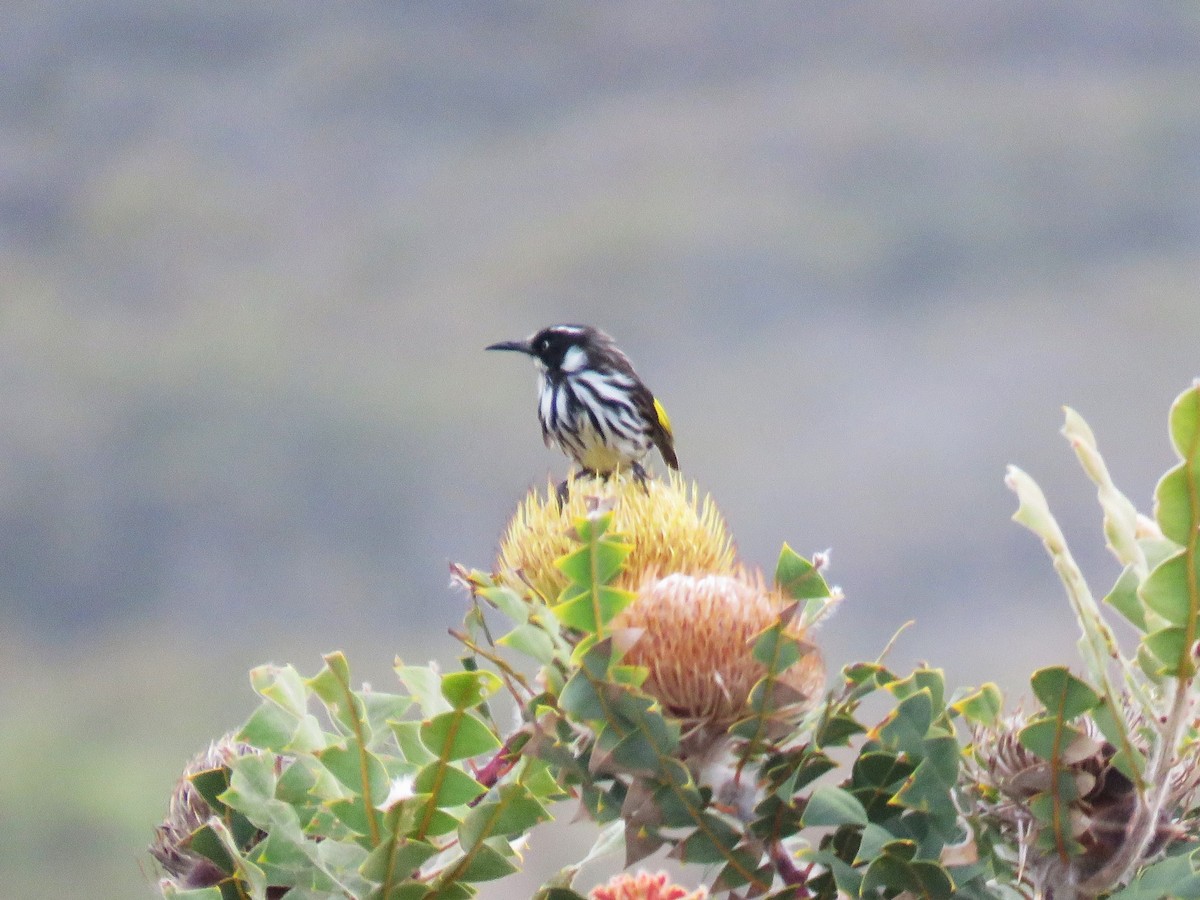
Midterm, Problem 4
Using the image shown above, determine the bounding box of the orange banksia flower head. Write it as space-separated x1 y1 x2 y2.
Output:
589 870 708 900
613 569 824 737
496 471 735 603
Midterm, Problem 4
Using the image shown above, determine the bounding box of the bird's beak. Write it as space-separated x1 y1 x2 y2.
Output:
485 339 533 354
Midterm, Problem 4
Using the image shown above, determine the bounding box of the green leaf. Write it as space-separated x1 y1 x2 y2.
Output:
801 785 868 827
440 671 503 710
419 711 501 761
551 512 634 633
1109 845 1200 900
1169 384 1200 465
1144 625 1192 674
876 689 934 755
396 664 453 716
1156 466 1197 546
892 737 961 815
862 848 955 900
1140 551 1195 627
775 544 832 600
413 762 485 808
1018 718 1088 763
950 683 1002 726
458 784 551 850
553 585 636 634
675 813 743 864
238 702 300 752
318 741 391 803
391 721 437 766
1030 667 1101 720
889 668 945 714
455 839 521 882
184 822 238 875
497 623 556 663
1104 564 1147 631
360 837 438 885
250 664 309 717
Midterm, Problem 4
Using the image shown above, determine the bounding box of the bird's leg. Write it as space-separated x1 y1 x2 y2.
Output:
556 468 597 509
631 461 649 490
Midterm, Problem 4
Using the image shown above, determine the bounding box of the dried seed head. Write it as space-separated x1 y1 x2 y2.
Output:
150 735 263 889
970 713 1197 895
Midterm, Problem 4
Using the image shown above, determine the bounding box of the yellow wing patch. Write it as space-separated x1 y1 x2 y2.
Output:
653 397 674 438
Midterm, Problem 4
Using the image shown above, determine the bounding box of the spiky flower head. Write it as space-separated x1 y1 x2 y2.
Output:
589 870 708 900
496 471 735 602
613 569 824 737
150 735 266 891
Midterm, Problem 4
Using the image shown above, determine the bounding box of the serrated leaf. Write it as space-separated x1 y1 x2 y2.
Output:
1144 625 1192 674
1156 466 1197 546
1018 718 1088 763
439 671 502 710
318 741 391 805
458 784 550 850
455 839 521 882
360 836 438 884
775 544 832 600
1030 667 1101 720
250 664 310 717
396 665 453 716
1140 551 1195 628
950 683 1002 726
239 703 302 755
1169 384 1200 464
553 585 636 633
876 689 934 755
478 584 530 623
497 623 556 663
419 710 501 761
413 762 485 807
1104 565 1147 631
801 784 868 827
184 822 238 875
674 813 742 864
1108 846 1200 900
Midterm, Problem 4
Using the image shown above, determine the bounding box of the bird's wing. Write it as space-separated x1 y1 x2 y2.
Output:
631 385 678 470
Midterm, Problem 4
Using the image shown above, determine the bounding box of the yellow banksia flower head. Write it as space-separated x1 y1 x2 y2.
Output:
613 569 825 735
496 471 735 602
589 870 708 900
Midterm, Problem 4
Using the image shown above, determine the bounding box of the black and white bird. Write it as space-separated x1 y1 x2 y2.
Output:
487 324 679 482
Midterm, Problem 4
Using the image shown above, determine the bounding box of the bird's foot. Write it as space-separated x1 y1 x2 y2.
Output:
556 469 598 509
631 461 649 491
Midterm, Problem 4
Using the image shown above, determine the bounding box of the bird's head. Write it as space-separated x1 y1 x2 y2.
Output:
486 324 606 375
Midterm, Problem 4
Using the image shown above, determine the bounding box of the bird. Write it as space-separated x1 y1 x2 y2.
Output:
487 324 678 486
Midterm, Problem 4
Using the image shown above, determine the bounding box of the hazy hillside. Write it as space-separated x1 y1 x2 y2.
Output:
3 3 1200 897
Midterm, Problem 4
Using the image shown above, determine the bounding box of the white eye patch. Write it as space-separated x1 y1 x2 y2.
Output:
560 345 587 372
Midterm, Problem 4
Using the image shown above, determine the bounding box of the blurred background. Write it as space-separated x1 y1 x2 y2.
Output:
3 2 1200 896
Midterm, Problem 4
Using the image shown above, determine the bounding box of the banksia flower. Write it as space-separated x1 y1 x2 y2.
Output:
589 870 708 900
613 570 824 738
969 714 1199 896
151 735 266 890
496 472 735 602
